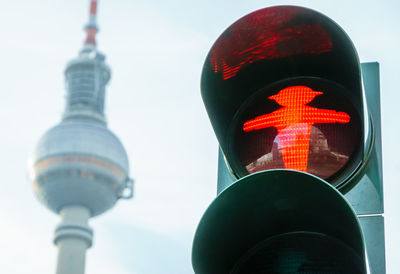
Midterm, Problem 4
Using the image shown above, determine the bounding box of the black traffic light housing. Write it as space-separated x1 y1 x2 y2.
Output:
193 5 371 274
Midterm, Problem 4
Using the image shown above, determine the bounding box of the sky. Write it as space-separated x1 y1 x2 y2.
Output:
0 0 398 273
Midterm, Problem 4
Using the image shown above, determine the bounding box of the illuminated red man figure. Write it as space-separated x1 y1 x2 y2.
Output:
243 86 350 172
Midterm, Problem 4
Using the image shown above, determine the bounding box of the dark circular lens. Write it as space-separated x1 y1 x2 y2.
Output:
232 232 365 274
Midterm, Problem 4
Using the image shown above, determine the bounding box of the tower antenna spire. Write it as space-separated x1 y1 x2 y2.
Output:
84 0 98 47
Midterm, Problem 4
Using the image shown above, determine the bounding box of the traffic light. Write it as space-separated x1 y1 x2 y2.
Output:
193 170 365 273
192 5 373 273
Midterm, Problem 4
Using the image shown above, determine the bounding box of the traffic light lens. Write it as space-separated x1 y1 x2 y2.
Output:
209 6 333 80
232 232 364 274
234 82 361 183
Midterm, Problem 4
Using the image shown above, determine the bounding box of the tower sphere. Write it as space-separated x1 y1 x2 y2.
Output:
29 118 130 217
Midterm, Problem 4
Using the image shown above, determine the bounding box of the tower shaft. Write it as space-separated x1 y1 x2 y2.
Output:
54 206 93 274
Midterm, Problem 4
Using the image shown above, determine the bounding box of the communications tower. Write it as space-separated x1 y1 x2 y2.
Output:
28 1 133 273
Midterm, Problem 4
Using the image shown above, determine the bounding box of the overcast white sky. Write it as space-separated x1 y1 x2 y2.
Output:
0 0 398 273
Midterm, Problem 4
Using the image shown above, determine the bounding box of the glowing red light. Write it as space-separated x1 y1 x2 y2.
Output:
210 7 333 80
243 86 350 172
90 0 97 15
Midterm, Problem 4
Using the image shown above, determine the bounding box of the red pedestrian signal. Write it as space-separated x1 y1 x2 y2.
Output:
241 85 351 178
230 78 362 187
